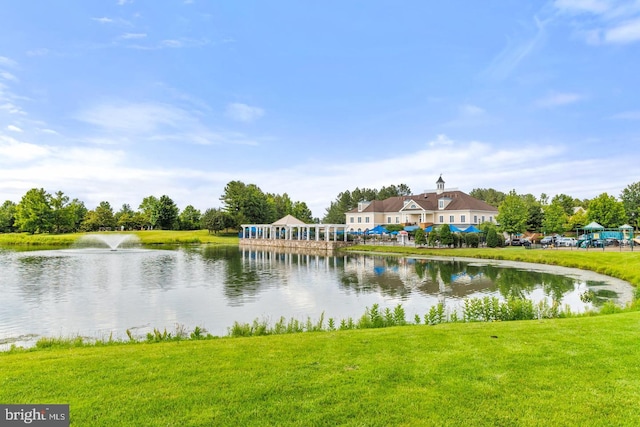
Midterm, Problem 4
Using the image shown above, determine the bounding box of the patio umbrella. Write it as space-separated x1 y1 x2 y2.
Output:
462 225 481 233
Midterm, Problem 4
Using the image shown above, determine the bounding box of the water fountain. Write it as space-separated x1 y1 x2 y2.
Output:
75 234 141 251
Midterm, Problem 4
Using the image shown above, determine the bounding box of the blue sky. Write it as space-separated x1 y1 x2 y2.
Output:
1 1 639 217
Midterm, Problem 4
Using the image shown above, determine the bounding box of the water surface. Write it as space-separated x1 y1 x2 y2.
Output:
0 245 627 349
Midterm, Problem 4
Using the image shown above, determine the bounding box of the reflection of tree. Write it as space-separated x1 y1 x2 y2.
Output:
494 269 535 299
538 273 575 302
221 248 262 303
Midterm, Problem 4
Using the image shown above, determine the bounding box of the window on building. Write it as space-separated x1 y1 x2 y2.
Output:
365 217 370 223
474 215 478 224
358 217 362 223
482 216 485 223
439 215 444 223
395 216 399 223
489 216 493 223
350 217 354 223
387 216 391 224
449 215 454 223
439 200 444 209
461 215 466 223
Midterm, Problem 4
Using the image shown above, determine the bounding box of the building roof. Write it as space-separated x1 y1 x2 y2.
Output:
272 214 306 225
346 190 497 214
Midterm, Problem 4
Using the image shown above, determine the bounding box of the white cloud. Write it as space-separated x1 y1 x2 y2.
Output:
0 72 18 82
76 102 189 134
428 134 454 147
605 18 640 43
554 0 610 14
120 33 147 39
75 101 260 146
225 103 265 123
0 56 17 68
460 104 485 116
536 92 583 108
92 17 114 24
610 110 640 120
7 125 23 132
161 40 183 48
0 103 25 115
26 48 50 57
554 0 640 45
0 135 49 162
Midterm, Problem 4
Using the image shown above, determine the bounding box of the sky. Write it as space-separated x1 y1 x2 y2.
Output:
1 0 640 218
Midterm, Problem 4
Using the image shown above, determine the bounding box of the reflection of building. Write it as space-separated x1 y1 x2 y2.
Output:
345 176 498 231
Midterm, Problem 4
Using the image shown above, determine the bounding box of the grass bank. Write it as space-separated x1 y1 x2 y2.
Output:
0 230 238 247
346 245 640 287
2 313 640 426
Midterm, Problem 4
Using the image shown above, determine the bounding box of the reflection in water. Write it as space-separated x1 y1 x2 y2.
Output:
0 245 627 350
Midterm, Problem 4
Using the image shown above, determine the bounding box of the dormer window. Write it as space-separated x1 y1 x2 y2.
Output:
438 200 444 209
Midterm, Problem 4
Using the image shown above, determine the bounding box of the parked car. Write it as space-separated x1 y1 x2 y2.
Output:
557 237 577 247
540 236 553 245
521 238 532 247
510 238 522 246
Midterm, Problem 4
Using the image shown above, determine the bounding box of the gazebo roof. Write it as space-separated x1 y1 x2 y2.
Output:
619 224 634 230
583 221 604 230
272 215 306 226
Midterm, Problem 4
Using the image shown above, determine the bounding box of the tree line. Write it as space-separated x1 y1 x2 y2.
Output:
2 180 639 235
0 180 314 235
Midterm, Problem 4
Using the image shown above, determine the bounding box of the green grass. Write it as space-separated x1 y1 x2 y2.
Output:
0 230 238 247
347 245 640 287
2 314 640 426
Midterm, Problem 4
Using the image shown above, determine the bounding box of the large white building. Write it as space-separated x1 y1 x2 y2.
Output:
345 176 498 232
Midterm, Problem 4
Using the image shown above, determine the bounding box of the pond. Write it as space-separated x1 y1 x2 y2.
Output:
0 242 632 350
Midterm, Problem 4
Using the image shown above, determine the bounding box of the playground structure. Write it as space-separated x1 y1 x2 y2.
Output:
576 222 635 248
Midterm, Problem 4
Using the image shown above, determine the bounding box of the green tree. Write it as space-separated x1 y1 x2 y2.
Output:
96 201 117 229
67 199 88 232
267 193 293 221
567 208 588 231
469 188 506 207
138 196 159 229
0 200 17 232
620 181 640 229
50 191 75 234
486 227 500 248
551 194 576 216
587 193 626 228
291 201 313 223
439 225 453 247
522 194 543 233
413 227 426 246
497 190 528 236
465 233 480 248
542 202 568 235
179 205 201 230
15 188 53 234
115 204 139 230
152 195 179 230
201 208 235 234
220 181 273 226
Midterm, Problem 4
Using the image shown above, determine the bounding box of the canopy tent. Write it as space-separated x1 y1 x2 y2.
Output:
404 225 420 232
424 226 433 232
366 225 388 235
619 224 634 230
462 225 481 233
448 224 463 232
583 221 604 230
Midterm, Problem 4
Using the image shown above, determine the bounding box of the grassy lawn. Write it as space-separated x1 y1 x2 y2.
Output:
2 313 640 426
0 230 238 247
